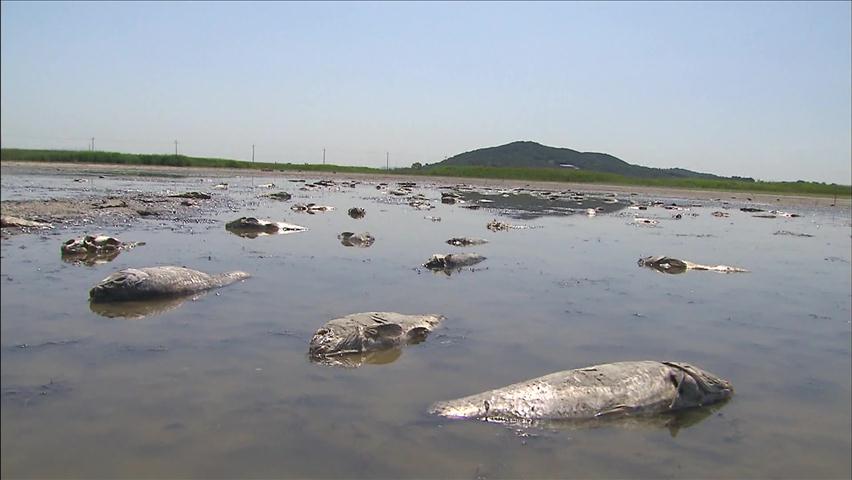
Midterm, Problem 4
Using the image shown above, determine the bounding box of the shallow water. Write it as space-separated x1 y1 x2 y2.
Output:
2 166 851 478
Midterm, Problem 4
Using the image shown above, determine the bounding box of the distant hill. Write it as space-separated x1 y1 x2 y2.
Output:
432 141 725 180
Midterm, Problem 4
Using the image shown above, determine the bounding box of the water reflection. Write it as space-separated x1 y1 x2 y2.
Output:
89 294 203 319
61 249 122 266
309 347 403 368
515 401 728 438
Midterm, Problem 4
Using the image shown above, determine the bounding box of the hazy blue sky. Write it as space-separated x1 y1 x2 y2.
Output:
2 1 850 183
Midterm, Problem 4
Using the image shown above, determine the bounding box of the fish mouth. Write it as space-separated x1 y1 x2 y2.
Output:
664 361 734 401
428 398 489 419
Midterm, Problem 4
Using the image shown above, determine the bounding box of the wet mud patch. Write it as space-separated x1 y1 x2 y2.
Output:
1 191 238 237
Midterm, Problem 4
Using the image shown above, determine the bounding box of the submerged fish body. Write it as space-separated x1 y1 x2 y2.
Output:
89 266 250 302
61 235 145 266
338 232 375 247
423 253 486 270
225 217 307 238
309 312 444 365
446 237 489 247
429 361 733 422
638 256 748 274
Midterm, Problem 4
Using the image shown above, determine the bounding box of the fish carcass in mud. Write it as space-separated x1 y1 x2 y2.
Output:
309 312 444 367
429 361 733 423
225 217 307 238
61 235 145 265
89 266 250 302
291 203 335 214
1 215 53 230
638 256 749 274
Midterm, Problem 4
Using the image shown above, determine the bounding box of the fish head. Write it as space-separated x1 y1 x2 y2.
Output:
428 397 492 419
89 268 148 301
638 256 688 274
665 362 734 408
61 237 88 254
309 326 366 358
423 254 448 269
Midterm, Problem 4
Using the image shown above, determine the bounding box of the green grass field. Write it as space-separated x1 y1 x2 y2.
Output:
2 148 849 197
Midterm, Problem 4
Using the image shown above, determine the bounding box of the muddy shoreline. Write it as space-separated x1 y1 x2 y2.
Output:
5 160 849 205
1 161 848 236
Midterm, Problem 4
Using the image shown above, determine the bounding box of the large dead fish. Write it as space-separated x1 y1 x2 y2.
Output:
225 217 307 238
61 235 145 266
309 312 443 366
89 266 250 302
429 361 733 423
423 253 486 270
638 256 748 274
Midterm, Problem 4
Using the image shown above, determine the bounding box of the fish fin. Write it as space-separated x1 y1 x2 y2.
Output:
667 369 687 409
365 323 404 339
595 405 635 417
406 327 431 344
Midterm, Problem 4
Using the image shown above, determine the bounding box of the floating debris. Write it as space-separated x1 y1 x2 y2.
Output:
338 232 375 247
348 207 366 219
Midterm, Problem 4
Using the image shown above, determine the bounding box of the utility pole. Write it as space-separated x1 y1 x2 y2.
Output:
174 140 178 156
322 148 326 165
91 137 95 151
252 144 255 163
386 151 389 170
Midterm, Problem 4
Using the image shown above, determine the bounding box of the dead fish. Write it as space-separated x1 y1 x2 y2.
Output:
423 253 486 270
89 266 250 302
265 192 292 201
61 235 145 266
291 203 335 214
168 192 210 199
638 256 749 274
711 211 730 218
446 237 489 247
309 312 444 366
740 207 764 213
773 231 813 237
769 210 801 218
225 217 307 238
348 207 366 219
0 216 53 229
633 217 659 226
338 232 375 247
429 361 733 423
487 219 535 231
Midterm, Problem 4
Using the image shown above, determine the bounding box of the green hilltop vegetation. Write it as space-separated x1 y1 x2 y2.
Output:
1 147 849 197
436 140 729 180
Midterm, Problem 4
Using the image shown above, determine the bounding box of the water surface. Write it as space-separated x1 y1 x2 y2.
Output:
2 165 850 478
